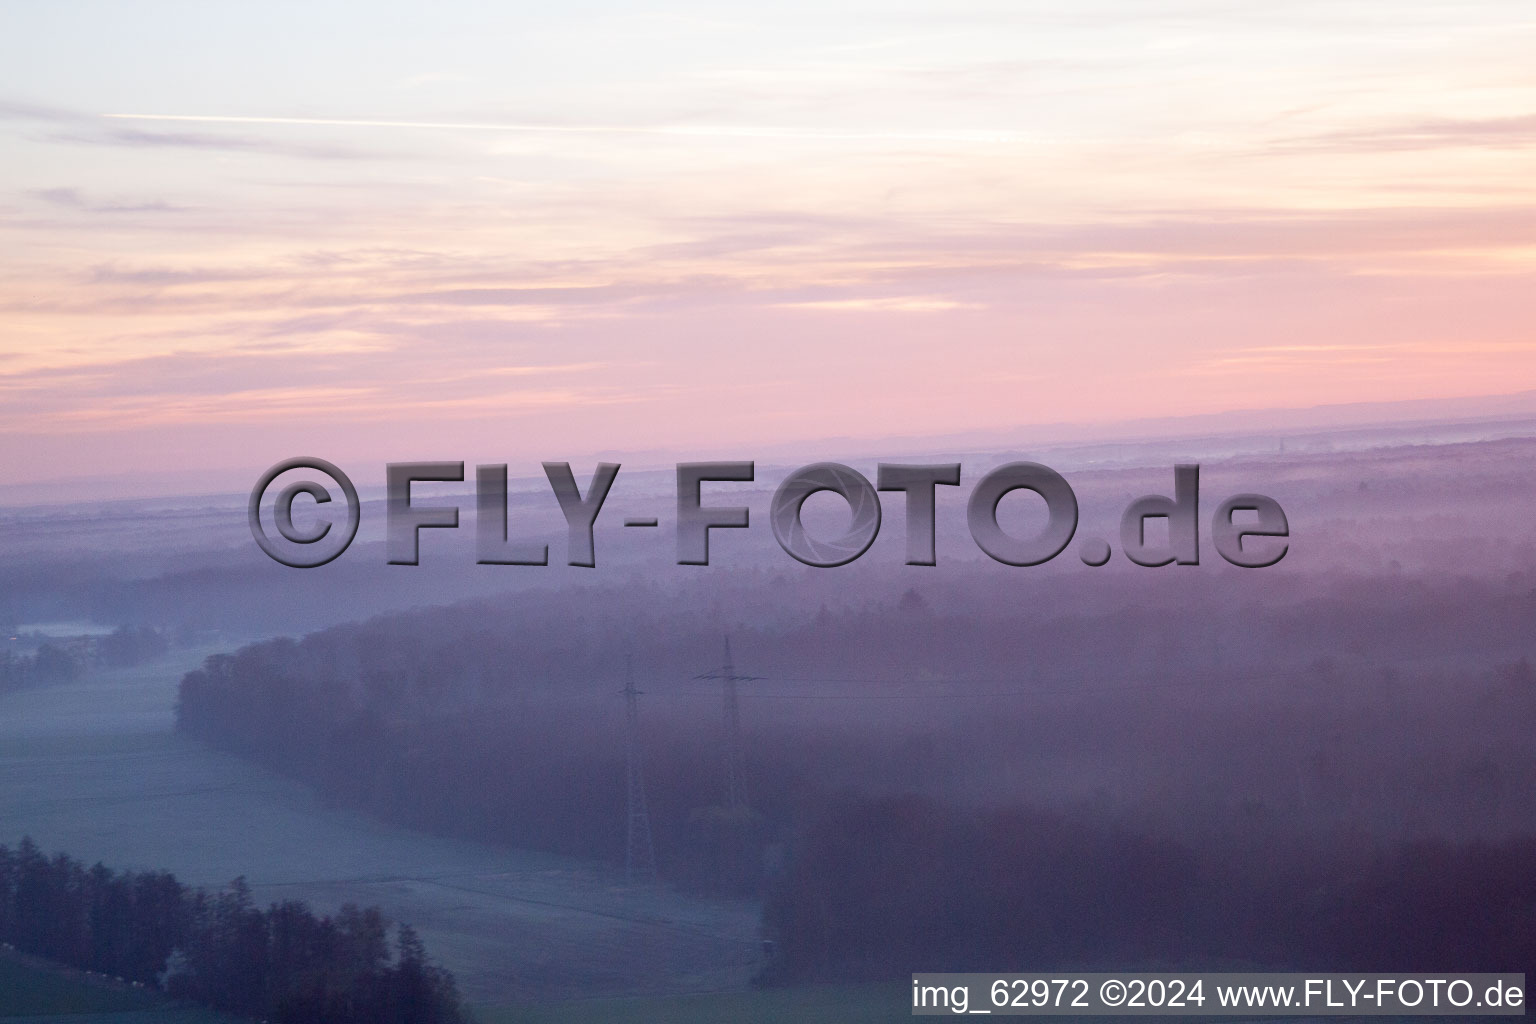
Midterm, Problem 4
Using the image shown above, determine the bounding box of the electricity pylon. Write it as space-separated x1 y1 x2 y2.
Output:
623 654 656 884
694 636 760 811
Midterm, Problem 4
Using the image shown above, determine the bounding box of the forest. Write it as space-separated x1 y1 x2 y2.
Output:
0 838 464 1023
758 794 1536 980
174 555 1536 982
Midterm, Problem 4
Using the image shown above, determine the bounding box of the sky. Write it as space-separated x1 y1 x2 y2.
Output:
2 0 1534 493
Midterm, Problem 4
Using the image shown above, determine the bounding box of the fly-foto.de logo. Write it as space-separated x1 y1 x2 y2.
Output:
249 459 1288 571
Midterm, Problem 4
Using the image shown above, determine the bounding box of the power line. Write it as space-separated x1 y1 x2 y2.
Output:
511 669 1274 705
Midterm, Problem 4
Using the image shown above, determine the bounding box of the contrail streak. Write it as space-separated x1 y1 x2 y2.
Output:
102 112 1029 144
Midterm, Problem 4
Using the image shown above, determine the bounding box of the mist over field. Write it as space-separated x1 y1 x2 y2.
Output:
4 408 1535 1013
7 2 1536 1019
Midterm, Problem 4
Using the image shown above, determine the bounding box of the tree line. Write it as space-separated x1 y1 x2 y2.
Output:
0 838 464 1023
759 793 1536 982
1 625 170 689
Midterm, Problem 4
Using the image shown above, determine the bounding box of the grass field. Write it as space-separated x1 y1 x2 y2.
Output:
0 651 759 1003
1 948 905 1024
0 953 157 1017
472 983 911 1024
0 950 236 1022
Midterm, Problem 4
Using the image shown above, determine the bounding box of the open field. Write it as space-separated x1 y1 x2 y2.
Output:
2 933 912 1024
0 652 761 1004
0 951 160 1017
0 949 235 1022
475 983 912 1024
